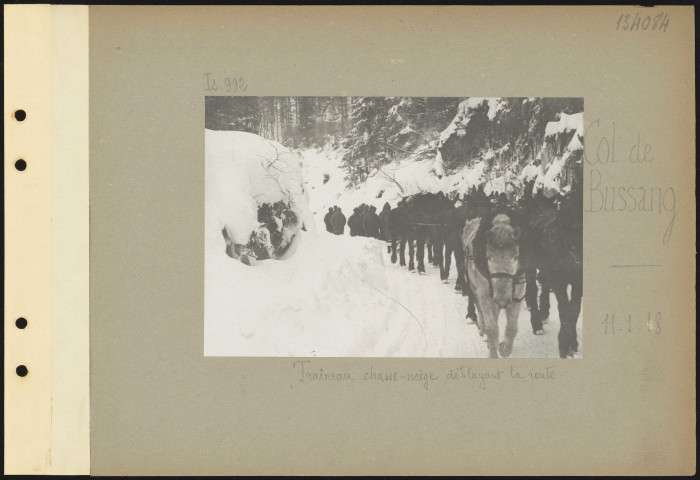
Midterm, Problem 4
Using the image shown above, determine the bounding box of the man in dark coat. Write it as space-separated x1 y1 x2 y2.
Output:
378 202 392 241
357 204 368 236
347 207 360 236
497 192 509 208
331 206 346 235
473 185 491 217
323 207 334 233
363 205 381 238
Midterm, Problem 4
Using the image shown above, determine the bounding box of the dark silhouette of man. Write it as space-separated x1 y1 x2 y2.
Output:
331 206 346 235
348 207 360 236
378 202 392 241
323 207 334 232
363 205 381 238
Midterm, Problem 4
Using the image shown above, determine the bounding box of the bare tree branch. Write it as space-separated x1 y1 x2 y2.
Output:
377 167 405 195
413 179 429 194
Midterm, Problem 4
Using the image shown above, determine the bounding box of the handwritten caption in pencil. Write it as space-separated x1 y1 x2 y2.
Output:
291 360 557 391
203 72 248 93
583 119 676 244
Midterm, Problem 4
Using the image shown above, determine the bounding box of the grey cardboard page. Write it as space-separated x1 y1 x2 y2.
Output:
89 6 695 475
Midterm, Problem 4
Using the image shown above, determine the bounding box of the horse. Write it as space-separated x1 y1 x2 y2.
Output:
462 210 526 358
387 192 454 274
522 191 583 358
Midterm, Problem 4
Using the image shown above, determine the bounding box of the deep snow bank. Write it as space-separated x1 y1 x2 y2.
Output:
205 129 314 261
205 230 471 356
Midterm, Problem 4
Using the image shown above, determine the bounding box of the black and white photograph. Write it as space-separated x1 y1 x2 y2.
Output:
204 97 583 358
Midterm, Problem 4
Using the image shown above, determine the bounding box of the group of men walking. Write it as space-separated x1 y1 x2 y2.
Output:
323 202 392 240
323 206 347 235
323 185 527 240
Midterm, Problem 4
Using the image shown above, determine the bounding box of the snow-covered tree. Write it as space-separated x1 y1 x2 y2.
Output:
384 97 425 158
340 97 391 186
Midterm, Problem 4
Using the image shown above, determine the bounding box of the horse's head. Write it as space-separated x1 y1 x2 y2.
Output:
486 214 521 308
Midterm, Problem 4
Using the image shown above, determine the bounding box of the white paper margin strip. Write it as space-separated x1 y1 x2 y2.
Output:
51 5 90 475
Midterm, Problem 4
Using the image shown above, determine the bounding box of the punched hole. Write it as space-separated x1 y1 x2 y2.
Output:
15 317 28 329
14 110 27 122
16 365 28 377
15 159 27 171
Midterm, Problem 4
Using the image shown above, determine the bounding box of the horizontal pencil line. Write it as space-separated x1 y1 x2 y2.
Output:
608 264 662 268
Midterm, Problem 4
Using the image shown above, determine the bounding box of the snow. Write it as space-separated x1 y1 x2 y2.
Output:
445 161 487 195
388 97 410 118
297 145 442 227
535 156 566 197
205 129 314 254
533 113 584 197
205 226 582 357
566 131 584 152
483 144 509 163
431 150 446 178
438 113 467 144
483 176 506 195
544 112 583 138
519 164 540 181
463 97 506 121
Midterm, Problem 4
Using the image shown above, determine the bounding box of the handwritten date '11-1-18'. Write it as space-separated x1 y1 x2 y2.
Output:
602 312 662 335
616 11 668 32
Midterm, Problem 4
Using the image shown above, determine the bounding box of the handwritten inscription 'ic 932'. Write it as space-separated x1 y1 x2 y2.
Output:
203 72 248 93
616 11 669 32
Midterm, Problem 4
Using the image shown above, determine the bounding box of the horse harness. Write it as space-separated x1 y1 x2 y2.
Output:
464 237 526 303
488 270 527 303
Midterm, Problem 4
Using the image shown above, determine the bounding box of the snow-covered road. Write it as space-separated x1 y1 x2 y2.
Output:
204 228 582 358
